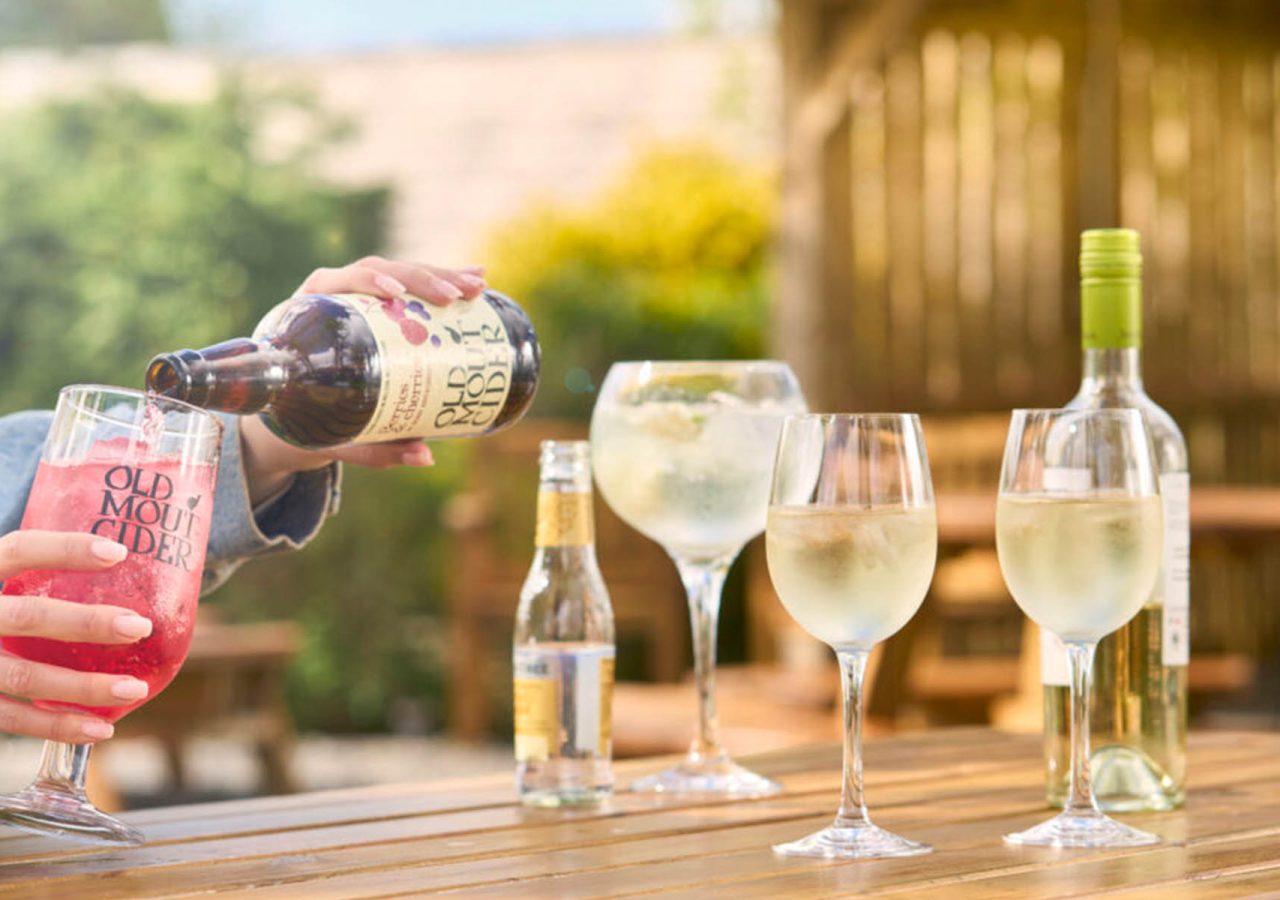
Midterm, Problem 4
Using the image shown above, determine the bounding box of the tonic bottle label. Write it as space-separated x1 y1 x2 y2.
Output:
598 654 614 751
513 661 557 763
512 645 615 761
534 491 594 548
339 294 514 442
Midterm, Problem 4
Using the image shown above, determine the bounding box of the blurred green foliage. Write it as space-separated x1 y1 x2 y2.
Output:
0 84 385 410
218 450 471 733
0 0 168 47
485 144 773 420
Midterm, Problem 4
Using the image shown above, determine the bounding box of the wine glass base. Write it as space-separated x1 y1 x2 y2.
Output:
1004 810 1160 849
774 821 932 860
0 786 144 846
631 755 782 798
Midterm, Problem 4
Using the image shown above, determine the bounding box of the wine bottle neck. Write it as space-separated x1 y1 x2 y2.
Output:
146 338 293 414
1080 347 1144 392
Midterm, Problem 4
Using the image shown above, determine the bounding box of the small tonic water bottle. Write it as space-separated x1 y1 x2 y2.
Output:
513 440 615 806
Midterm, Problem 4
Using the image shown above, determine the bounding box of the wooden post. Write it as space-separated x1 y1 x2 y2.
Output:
1077 0 1122 228
775 0 923 410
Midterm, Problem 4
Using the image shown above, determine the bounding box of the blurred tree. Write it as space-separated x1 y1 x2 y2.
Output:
0 0 169 47
485 144 773 421
0 84 385 410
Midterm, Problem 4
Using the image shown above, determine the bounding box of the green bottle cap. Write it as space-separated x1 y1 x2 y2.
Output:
1080 228 1142 349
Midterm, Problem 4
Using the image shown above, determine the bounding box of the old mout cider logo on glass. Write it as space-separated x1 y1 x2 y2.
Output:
346 294 514 441
90 465 204 571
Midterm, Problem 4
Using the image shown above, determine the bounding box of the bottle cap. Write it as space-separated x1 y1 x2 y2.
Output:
1080 228 1142 350
1081 228 1142 281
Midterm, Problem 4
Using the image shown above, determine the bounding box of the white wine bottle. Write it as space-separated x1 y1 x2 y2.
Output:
513 441 615 807
1042 228 1190 811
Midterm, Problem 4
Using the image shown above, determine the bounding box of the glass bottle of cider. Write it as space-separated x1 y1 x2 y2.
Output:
1043 228 1189 811
146 290 539 448
513 441 615 807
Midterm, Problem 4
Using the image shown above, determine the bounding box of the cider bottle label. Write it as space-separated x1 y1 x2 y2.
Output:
338 294 515 442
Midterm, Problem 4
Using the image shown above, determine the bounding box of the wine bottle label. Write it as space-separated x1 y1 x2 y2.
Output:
339 294 514 442
1039 467 1090 687
1160 472 1190 666
1039 627 1070 687
513 645 614 761
534 490 594 547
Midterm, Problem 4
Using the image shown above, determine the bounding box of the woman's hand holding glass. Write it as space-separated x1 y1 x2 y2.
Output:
0 532 152 743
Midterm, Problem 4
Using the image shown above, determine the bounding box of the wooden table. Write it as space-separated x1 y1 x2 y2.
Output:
0 728 1276 897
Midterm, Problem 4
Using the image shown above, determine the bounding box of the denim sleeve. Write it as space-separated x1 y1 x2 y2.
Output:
0 411 54 538
0 410 340 595
202 414 342 593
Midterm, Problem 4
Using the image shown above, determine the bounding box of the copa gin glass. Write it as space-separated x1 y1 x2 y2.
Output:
590 361 806 796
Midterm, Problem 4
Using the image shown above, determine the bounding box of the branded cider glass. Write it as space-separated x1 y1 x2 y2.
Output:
0 386 221 845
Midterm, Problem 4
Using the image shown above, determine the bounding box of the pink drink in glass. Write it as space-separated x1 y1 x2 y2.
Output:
1 442 216 722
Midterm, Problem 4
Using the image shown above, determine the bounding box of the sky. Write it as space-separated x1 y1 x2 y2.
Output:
167 0 768 54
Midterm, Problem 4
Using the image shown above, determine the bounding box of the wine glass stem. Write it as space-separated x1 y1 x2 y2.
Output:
1065 641 1100 817
675 556 732 760
33 741 93 799
834 648 872 828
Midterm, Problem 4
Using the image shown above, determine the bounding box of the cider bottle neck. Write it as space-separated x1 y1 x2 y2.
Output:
146 338 294 414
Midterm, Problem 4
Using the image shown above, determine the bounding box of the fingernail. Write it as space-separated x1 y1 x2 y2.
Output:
429 275 464 300
461 265 486 275
91 540 127 563
110 679 149 701
457 274 486 295
81 721 114 741
113 614 153 639
373 273 407 297
402 447 434 466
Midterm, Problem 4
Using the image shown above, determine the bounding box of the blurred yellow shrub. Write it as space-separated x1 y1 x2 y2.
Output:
485 144 774 419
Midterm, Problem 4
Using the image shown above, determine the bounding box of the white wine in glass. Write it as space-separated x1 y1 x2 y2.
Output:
767 413 935 859
766 506 936 648
997 495 1163 642
996 408 1164 849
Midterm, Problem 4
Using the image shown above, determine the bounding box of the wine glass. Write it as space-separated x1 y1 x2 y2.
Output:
0 386 222 845
590 361 806 796
996 408 1163 848
766 413 936 858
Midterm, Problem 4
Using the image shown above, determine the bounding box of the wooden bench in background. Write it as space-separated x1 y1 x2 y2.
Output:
95 615 301 809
